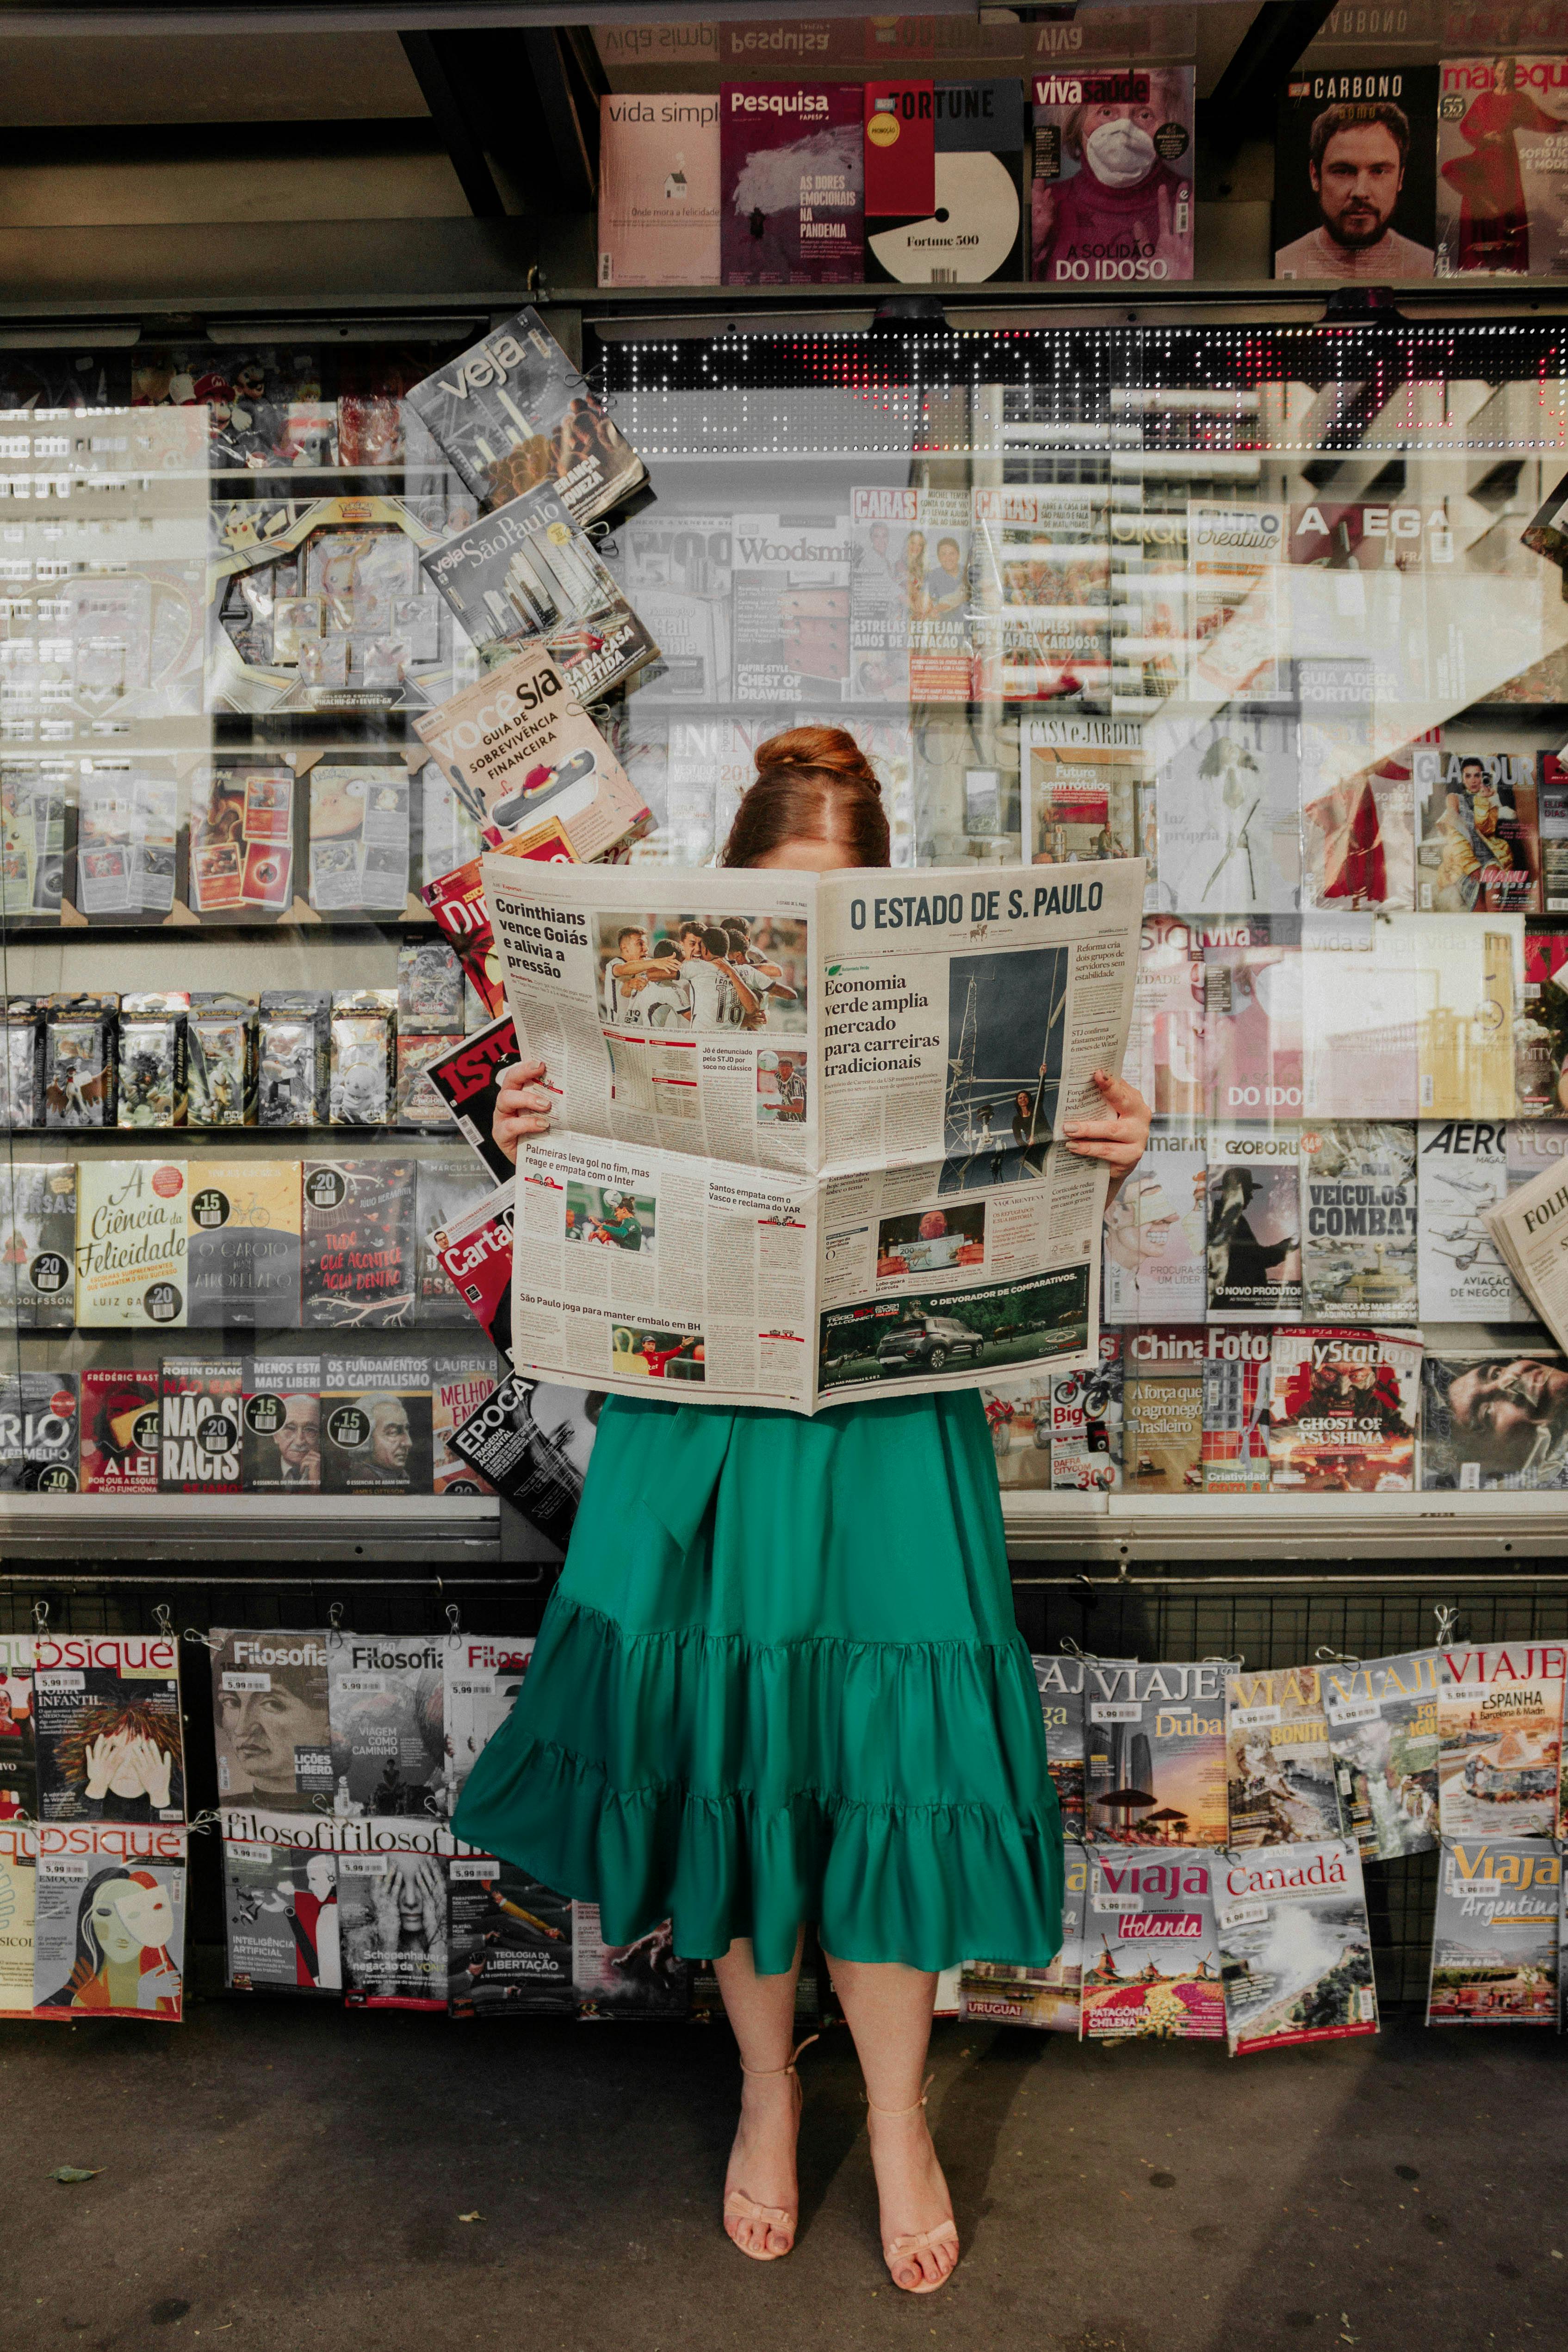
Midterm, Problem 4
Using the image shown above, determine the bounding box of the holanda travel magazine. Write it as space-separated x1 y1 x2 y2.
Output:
1080 1846 1225 2042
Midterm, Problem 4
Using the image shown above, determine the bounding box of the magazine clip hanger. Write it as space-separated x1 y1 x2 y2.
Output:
153 1603 174 1638
186 1809 221 1837
1314 1646 1363 1669
445 1602 462 1638
327 1601 347 1635
31 1598 49 1635
1432 1604 1461 1648
1202 1653 1244 1673
183 1627 223 1655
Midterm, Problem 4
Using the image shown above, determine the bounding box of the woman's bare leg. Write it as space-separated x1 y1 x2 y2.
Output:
822 1950 955 2290
712 1928 807 2256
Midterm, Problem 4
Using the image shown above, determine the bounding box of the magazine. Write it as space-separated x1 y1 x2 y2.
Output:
31 1821 186 2023
849 489 972 703
73 1158 187 1331
423 1018 518 1188
1201 919 1302 1122
449 1850 574 2016
415 1156 494 1326
221 1807 342 1994
1413 743 1541 913
1200 1325 1272 1492
1084 1659 1227 1847
960 1843 1087 2032
1417 1119 1515 1319
1020 717 1137 864
78 1369 159 1496
1030 62 1194 284
1121 1331 1203 1495
420 484 658 697
186 1158 303 1329
0 1634 35 1821
1205 1129 1302 1320
433 1183 516 1361
969 484 1110 706
1427 1837 1560 2024
242 1356 322 1493
321 1355 432 1498
1150 712 1301 915
1032 1651 1134 1837
1420 1343 1568 1491
1516 928 1568 1114
1102 1126 1206 1325
483 853 1145 1411
1302 743 1418 916
0 1819 35 2007
1080 1847 1225 2042
339 1822 452 2010
571 1902 690 2018
719 83 865 285
1480 1156 1568 1359
1267 1326 1422 1492
444 1637 534 1799
1274 65 1438 281
31 1633 185 1825
1217 1840 1378 2054
447 1376 598 1552
301 1159 415 1330
731 509 852 703
1321 1652 1441 1861
598 92 721 287
1300 1121 1418 1323
1186 501 1283 704
431 1354 501 1495
1225 1665 1343 1847
159 1358 242 1497
1047 1336 1122 1493
211 1628 331 1811
1436 54 1568 279
1436 1640 1565 1839
328 1632 449 1816
0 1371 76 1493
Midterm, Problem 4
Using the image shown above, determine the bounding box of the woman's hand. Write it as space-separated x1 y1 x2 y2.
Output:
1063 1070 1153 1201
491 1059 555 1166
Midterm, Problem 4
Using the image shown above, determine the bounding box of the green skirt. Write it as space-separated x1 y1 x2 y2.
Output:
452 1387 1063 1976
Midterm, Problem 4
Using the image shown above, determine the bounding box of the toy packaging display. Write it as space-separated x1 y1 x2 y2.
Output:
188 761 296 922
395 1034 459 1128
74 764 180 922
258 992 331 1127
1 998 45 1129
43 996 118 1128
187 995 258 1129
397 940 465 1034
328 991 397 1126
117 993 189 1130
306 762 411 917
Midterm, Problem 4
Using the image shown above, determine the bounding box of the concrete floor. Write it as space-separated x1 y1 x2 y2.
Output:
5 1998 1565 2352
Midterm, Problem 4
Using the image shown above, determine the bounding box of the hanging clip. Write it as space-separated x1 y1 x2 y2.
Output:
1432 1603 1460 1648
445 1602 462 1637
328 1601 345 1632
183 1627 223 1654
153 1603 174 1638
185 1808 222 1837
31 1598 49 1635
1314 1645 1363 1669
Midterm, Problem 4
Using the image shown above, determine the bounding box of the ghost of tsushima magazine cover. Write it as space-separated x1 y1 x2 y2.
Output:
1216 1839 1379 2055
211 1629 332 1813
1225 1664 1345 1848
961 1842 1087 2032
1084 1659 1228 1847
327 1633 447 1817
1321 1652 1441 1862
31 1821 187 2023
31 1634 185 1825
448 1849 574 2017
1080 1847 1225 2043
1426 1837 1561 2026
1267 1326 1422 1492
221 1809 343 1995
337 1820 452 2010
572 1903 691 2019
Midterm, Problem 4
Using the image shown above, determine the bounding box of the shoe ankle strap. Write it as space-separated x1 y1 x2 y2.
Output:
867 2072 934 2119
740 2031 819 2081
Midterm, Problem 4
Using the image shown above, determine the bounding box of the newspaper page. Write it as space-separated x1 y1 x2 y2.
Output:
483 854 1144 1412
1482 1156 1568 1350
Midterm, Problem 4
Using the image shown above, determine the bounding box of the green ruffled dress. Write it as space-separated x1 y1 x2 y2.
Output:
452 1386 1063 1975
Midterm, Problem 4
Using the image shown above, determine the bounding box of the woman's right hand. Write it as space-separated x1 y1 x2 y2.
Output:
492 1058 555 1165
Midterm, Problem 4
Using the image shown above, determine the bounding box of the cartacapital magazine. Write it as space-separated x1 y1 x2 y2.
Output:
483 853 1145 1411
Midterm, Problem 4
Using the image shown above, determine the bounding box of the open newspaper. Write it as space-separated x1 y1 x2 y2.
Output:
483 855 1144 1412
1482 1159 1568 1355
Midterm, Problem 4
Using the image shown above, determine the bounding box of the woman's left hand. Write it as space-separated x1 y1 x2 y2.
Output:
1063 1070 1153 1198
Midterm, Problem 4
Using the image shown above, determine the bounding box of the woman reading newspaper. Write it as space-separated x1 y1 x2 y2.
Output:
454 727 1151 2293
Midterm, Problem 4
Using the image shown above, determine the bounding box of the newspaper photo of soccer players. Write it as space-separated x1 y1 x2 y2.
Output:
756 1047 808 1125
941 943 1066 1191
565 1181 655 1254
610 1325 706 1383
596 911 807 1035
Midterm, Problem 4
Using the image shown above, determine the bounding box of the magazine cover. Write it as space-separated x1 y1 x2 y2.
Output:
572 1902 690 2018
1206 1130 1302 1320
301 1160 416 1330
339 1825 451 2010
1080 1847 1225 2041
413 641 649 864
1298 916 1420 1122
211 1628 331 1810
1302 745 1418 915
446 1375 598 1553
73 1152 186 1326
415 1156 494 1325
328 1633 448 1817
1416 1119 1514 1319
1539 749 1568 916
1217 1840 1378 2054
1102 1128 1206 1325
1201 1324 1272 1492
187 760 295 922
1121 1333 1202 1495
78 1369 159 1496
0 1162 74 1330
970 484 1111 706
1150 712 1301 915
433 1184 516 1362
31 1633 185 1825
868 79 1025 286
1436 1640 1565 1839
1032 1650 1135 1836
445 1636 535 1797
449 1850 574 2017
186 1159 303 1329
1427 1837 1560 2024
419 483 658 697
0 1634 34 1821
1516 928 1568 1115
1299 1121 1418 1323
1274 66 1438 279
321 1355 432 1499
158 1358 242 1498
1185 501 1283 705
960 1842 1088 2031
1413 743 1540 913
1268 1326 1421 1492
1437 55 1568 278
0 1373 78 1493
719 83 864 284
1084 1659 1227 1846
849 489 972 703
1321 1652 1441 1861
1202 918 1303 1123
221 1808 342 1993
305 762 411 919
0 1820 34 2007
432 1354 501 1496
731 509 853 704
1020 717 1137 864
242 1357 322 1494
981 1376 1052 1491
1225 1665 1343 1847
1030 63 1194 283
31 1821 186 2023
1421 1345 1568 1491
403 308 645 526
423 1019 518 1188
1047 1337 1122 1494
598 92 721 286
1122 915 1202 1118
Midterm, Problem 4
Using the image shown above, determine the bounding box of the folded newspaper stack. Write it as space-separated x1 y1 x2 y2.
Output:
1481 1159 1568 1351
481 854 1145 1415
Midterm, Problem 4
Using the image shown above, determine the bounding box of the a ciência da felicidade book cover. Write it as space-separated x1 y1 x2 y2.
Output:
598 94 721 286
720 85 865 285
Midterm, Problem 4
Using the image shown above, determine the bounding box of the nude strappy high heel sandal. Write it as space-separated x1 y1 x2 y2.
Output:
866 2075 960 2295
723 2032 819 2262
